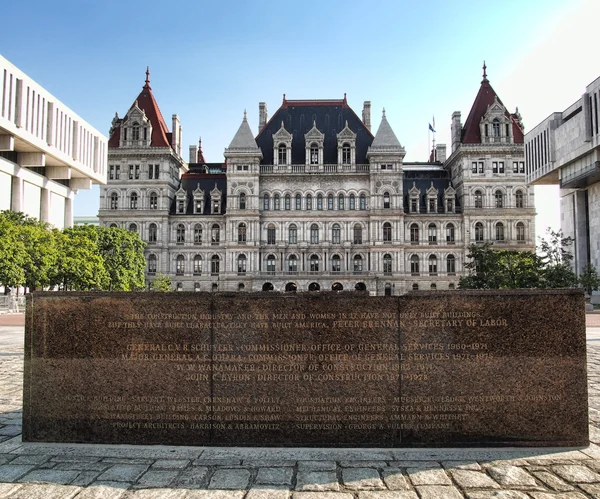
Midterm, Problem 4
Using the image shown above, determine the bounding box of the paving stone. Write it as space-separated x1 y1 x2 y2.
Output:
528 493 588 499
71 470 103 487
73 482 130 499
578 483 600 497
415 485 464 499
256 467 294 485
357 493 418 499
0 483 22 498
134 470 179 488
10 454 51 465
246 488 291 499
0 425 22 436
407 466 451 486
50 456 102 463
295 471 340 491
243 460 297 467
488 465 542 489
382 469 410 490
98 465 150 482
442 461 482 471
0 464 34 482
151 459 190 469
297 461 336 471
192 458 242 466
341 467 384 490
102 458 154 465
185 492 246 499
123 489 187 498
18 468 79 484
7 483 82 499
465 492 530 499
530 470 574 491
208 468 251 490
390 461 442 469
450 469 500 489
53 462 110 471
170 467 209 488
339 461 387 468
552 464 600 483
292 494 353 499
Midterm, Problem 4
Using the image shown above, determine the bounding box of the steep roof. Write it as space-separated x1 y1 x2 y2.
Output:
228 111 260 151
370 109 402 149
108 68 172 148
461 65 524 144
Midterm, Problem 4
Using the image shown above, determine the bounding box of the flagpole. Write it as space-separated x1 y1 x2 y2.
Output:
432 115 436 161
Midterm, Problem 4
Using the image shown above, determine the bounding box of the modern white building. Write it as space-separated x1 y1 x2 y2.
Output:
526 75 600 274
100 65 535 294
0 55 107 228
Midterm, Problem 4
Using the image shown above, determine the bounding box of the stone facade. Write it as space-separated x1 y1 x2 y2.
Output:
99 67 535 295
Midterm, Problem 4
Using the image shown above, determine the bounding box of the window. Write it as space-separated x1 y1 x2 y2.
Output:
149 192 157 210
383 192 390 209
310 224 319 244
349 194 356 210
449 283 455 290
431 283 437 290
474 190 483 208
446 223 455 244
211 224 220 245
132 123 140 141
381 164 393 170
267 225 276 245
177 200 185 214
383 222 392 242
176 224 185 243
383 254 392 275
495 190 503 208
110 193 118 210
135 165 140 179
239 193 246 210
472 162 477 173
148 223 157 243
428 223 437 244
284 194 290 210
266 255 276 274
109 223 118 228
478 162 484 173
492 118 500 137
194 255 203 275
411 198 418 213
309 254 319 272
194 224 202 244
495 222 505 241
317 194 323 210
499 161 504 173
129 165 134 179
238 223 247 243
516 222 525 242
288 255 298 273
263 194 270 211
176 255 184 275
306 194 313 210
353 255 363 273
384 283 392 296
342 143 351 164
310 143 319 164
289 224 297 244
493 162 498 174
410 255 420 275
295 194 302 210
331 255 341 272
360 194 366 210
475 222 484 242
428 255 438 275
278 144 287 164
513 161 519 173
446 255 456 275
128 223 137 233
410 223 419 243
332 224 341 244
115 165 120 179
130 192 138 209
353 224 363 244
211 255 220 275
148 254 157 275
412 283 419 291
428 198 436 212
149 164 159 179
274 194 281 210
327 194 334 210
338 194 344 210
515 191 524 208
519 162 525 173
212 197 220 214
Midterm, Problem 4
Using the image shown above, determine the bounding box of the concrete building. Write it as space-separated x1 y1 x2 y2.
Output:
526 75 600 274
100 65 534 294
0 55 107 228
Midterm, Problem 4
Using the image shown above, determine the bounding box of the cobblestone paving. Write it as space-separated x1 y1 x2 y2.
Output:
0 344 599 498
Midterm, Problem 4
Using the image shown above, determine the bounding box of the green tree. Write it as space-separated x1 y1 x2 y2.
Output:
149 273 171 292
579 263 600 296
16 219 58 291
0 216 26 288
96 226 146 291
538 228 578 288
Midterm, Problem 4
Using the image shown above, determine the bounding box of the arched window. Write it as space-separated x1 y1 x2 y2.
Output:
147 254 157 275
327 194 334 210
412 283 419 291
410 255 420 275
431 283 437 290
109 223 118 228
149 192 158 210
289 224 297 244
353 255 363 273
474 190 483 208
338 194 345 210
342 143 351 164
310 143 319 164
353 224 363 244
211 255 220 275
475 222 484 242
449 283 456 289
278 143 287 164
266 254 276 274
349 194 356 210
359 194 367 210
384 283 392 296
309 254 319 272
148 223 157 243
237 254 246 275
331 254 341 272
211 224 220 244
306 194 313 210
286 282 297 293
310 223 319 244
410 223 419 243
239 193 246 210
194 255 202 275
129 193 138 210
332 223 341 244
495 222 505 241
383 254 392 275
110 193 118 210
447 254 456 275
383 192 390 209
284 194 291 210
516 222 525 242
262 282 274 292
129 223 137 233
176 224 185 243
288 255 298 273
446 223 455 243
515 190 524 208
132 122 140 141
383 222 392 242
495 190 503 208
194 224 202 244
492 118 500 137
317 194 323 210
263 194 270 211
176 255 185 275
273 194 281 210
267 224 276 245
295 194 302 210
238 223 247 243
429 255 438 275
428 223 437 244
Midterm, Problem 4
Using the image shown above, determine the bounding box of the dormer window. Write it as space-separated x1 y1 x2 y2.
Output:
337 121 356 165
193 185 204 214
492 119 500 137
342 143 351 164
310 144 319 164
273 122 292 165
305 121 324 166
443 186 456 213
178 200 185 214
426 183 438 213
278 144 287 165
132 122 140 141
210 184 222 214
411 199 418 213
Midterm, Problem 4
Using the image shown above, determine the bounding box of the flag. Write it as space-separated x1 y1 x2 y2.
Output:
429 123 436 133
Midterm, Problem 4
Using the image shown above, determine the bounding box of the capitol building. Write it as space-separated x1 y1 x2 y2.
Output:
99 66 535 295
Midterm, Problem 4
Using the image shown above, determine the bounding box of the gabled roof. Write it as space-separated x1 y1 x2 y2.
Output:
108 68 172 148
461 64 524 144
371 109 402 149
227 111 260 151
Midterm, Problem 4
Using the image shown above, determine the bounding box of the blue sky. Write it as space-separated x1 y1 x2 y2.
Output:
2 0 599 241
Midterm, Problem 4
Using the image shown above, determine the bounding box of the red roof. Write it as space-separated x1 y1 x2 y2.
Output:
108 69 172 148
461 72 524 144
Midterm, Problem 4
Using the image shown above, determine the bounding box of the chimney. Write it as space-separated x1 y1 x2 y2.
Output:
259 102 268 133
172 114 181 155
178 125 182 157
362 101 371 131
436 144 447 163
189 145 198 163
451 111 462 152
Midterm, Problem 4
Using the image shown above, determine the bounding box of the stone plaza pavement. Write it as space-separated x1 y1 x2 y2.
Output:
0 315 600 498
